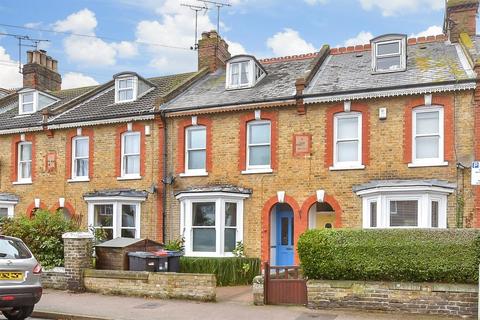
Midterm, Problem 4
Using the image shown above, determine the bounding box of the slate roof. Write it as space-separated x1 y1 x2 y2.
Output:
163 57 316 112
175 185 253 196
83 189 148 199
353 179 456 193
0 72 196 131
305 41 474 97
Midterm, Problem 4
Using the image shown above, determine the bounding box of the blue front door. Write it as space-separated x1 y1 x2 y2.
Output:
275 206 294 266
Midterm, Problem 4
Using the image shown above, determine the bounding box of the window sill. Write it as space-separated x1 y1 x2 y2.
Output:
184 252 235 258
67 178 90 183
329 165 365 171
241 168 273 175
408 161 448 168
179 172 209 177
117 176 142 181
13 180 32 185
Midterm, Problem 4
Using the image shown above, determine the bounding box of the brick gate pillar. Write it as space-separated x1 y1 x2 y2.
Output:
62 232 94 292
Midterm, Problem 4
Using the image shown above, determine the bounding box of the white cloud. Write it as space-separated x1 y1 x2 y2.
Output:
226 39 247 56
358 0 443 16
341 31 374 47
267 28 316 57
410 25 443 38
53 9 137 67
304 0 328 5
62 72 99 89
0 47 22 89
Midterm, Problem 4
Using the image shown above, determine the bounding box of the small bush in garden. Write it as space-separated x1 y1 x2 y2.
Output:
180 257 261 286
297 228 480 284
0 210 80 269
163 237 185 252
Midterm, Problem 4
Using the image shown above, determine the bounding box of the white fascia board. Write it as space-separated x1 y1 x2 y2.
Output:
83 196 147 202
355 185 456 197
175 192 251 201
47 114 155 130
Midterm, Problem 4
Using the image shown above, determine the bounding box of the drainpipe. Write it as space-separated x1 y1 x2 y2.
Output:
160 110 168 242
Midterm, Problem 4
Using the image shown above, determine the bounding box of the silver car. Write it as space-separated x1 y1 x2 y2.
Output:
0 236 42 320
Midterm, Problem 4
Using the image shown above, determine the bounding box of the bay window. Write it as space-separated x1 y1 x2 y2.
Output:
185 126 207 174
177 191 250 257
121 132 140 178
17 142 32 183
333 113 362 169
411 106 444 166
72 137 89 179
246 121 271 171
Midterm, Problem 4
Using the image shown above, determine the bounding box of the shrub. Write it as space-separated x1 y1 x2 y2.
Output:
298 228 480 284
180 257 261 286
0 210 80 269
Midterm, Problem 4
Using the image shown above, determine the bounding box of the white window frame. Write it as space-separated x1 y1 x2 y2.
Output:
410 106 446 167
177 192 249 258
17 142 32 183
245 120 272 173
86 198 143 239
359 188 449 229
72 136 89 181
19 91 36 115
226 58 266 90
0 202 16 219
331 112 364 170
120 131 141 179
184 126 207 176
115 76 137 103
372 38 406 73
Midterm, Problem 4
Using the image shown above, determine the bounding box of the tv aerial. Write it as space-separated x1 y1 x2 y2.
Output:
0 32 50 73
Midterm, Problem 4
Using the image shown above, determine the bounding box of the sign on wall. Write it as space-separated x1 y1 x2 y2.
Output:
472 161 480 185
293 134 312 157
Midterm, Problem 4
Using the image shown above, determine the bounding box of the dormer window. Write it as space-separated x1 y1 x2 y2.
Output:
371 35 407 73
226 55 266 90
18 89 59 115
115 76 136 103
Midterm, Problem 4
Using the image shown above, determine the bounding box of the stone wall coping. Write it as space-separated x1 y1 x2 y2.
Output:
43 267 65 273
307 279 478 293
83 269 216 281
62 232 94 239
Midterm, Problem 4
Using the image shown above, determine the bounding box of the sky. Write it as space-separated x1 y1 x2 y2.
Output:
0 0 449 90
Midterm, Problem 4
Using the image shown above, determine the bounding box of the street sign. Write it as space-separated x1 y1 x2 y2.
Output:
472 161 480 185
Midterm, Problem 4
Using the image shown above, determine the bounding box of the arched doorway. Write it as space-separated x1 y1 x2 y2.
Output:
308 202 335 229
271 203 294 266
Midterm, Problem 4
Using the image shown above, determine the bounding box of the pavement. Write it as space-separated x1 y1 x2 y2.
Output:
12 287 458 320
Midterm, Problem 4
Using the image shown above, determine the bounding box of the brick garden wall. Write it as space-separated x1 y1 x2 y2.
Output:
83 269 216 301
307 280 478 318
41 267 67 290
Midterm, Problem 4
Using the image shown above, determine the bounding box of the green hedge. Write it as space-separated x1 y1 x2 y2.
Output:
297 229 480 284
180 257 261 286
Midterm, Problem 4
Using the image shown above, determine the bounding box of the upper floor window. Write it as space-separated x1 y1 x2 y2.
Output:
412 106 444 166
18 90 58 115
121 132 140 178
371 35 406 73
226 56 266 90
18 142 32 182
333 113 362 169
116 77 136 103
247 120 271 170
186 126 207 174
72 137 89 179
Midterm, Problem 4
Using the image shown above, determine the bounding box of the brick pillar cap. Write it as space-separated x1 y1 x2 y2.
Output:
62 232 94 239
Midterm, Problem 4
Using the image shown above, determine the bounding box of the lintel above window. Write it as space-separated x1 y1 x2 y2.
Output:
226 55 267 90
371 34 407 73
18 89 59 115
114 72 154 104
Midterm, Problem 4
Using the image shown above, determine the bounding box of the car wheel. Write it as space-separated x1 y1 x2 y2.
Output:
2 305 34 320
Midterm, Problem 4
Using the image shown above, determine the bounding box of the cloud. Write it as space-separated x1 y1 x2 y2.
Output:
0 47 22 89
341 31 374 47
62 72 99 90
267 28 316 57
304 0 328 4
53 9 137 67
410 25 443 38
226 39 247 56
358 0 443 16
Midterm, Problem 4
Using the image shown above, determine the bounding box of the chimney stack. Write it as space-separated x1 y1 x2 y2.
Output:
23 50 62 91
198 30 231 72
444 0 479 43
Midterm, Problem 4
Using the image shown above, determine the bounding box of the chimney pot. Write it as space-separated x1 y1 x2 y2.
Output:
22 50 62 91
197 30 231 72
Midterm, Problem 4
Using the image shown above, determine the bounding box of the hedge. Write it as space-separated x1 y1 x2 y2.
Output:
179 257 261 286
297 229 480 284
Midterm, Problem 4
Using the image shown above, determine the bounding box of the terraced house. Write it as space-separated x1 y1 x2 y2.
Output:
0 49 205 242
1 0 480 268
161 0 480 266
